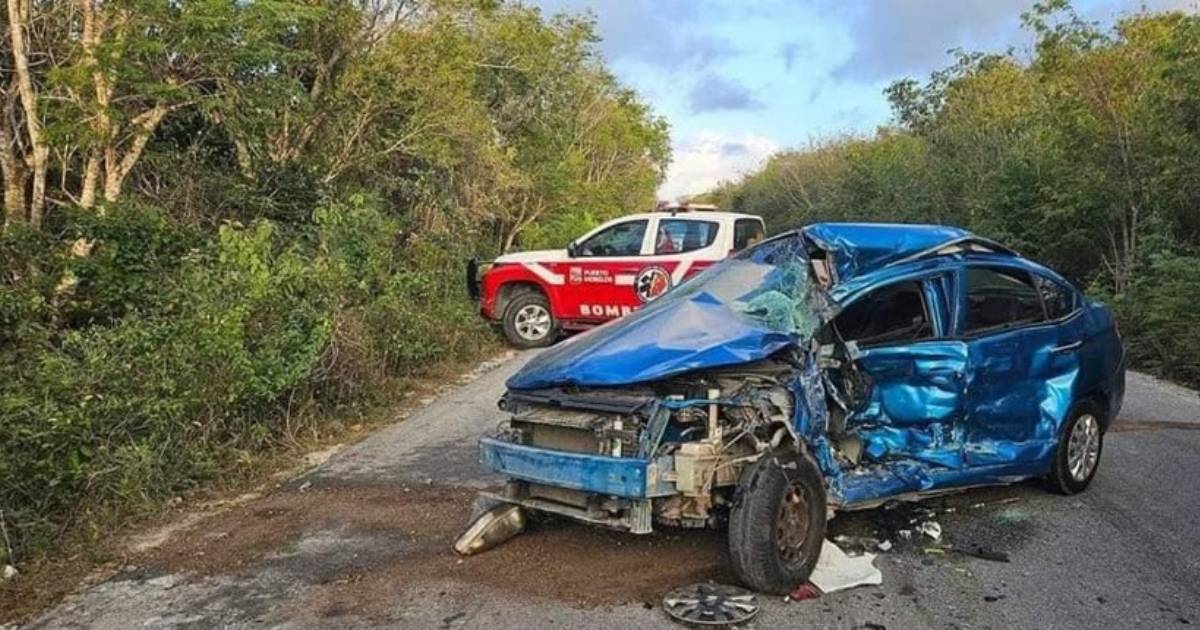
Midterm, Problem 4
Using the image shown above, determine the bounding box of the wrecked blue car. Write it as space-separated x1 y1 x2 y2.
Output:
477 223 1125 593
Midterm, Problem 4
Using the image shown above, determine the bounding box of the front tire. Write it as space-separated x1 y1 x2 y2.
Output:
1046 401 1105 495
728 450 827 594
501 292 558 349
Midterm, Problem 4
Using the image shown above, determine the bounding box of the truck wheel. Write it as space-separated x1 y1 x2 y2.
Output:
728 450 826 594
1045 401 1104 495
502 292 558 348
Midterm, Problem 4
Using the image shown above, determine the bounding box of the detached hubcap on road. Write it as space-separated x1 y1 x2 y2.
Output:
514 304 551 341
1067 413 1100 482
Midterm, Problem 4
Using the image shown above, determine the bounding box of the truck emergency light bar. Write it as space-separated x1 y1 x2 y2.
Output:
654 201 719 213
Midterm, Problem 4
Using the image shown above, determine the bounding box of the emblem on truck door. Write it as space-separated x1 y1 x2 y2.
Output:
635 266 672 302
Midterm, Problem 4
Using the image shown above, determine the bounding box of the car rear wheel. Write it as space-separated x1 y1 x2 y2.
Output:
502 292 558 349
728 450 826 594
1046 401 1105 495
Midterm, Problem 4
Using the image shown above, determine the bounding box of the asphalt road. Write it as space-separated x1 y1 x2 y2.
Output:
22 352 1200 630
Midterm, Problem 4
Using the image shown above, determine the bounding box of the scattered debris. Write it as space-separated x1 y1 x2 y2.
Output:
2 564 17 581
453 504 525 556
833 534 887 553
787 582 821 602
297 481 313 493
916 521 942 542
663 583 759 626
951 544 1010 563
877 540 893 552
922 543 1010 563
970 497 1020 510
995 507 1029 524
809 540 882 594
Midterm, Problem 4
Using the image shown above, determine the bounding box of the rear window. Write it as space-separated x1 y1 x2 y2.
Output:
964 267 1045 333
656 219 718 254
734 218 765 250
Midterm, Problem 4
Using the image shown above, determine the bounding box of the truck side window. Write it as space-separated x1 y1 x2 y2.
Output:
734 219 765 250
577 220 647 257
964 267 1046 333
656 219 718 254
834 281 932 347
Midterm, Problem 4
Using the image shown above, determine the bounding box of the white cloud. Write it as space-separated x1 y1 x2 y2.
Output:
659 131 779 200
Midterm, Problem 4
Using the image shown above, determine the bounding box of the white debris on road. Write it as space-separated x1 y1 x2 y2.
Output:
809 540 882 594
917 520 943 541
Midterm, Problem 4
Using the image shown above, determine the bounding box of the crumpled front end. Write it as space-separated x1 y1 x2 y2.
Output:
480 360 806 533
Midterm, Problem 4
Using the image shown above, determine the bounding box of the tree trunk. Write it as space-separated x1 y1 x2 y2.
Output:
0 117 26 226
102 104 169 203
79 0 109 210
80 150 101 208
7 0 48 227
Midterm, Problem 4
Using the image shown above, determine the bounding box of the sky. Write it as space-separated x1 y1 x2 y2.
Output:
531 0 1198 200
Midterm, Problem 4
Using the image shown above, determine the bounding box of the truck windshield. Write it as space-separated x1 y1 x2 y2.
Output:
656 233 823 337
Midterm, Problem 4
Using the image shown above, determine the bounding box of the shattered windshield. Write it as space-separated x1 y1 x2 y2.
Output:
663 233 824 337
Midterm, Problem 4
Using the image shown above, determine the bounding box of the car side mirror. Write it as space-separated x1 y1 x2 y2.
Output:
567 242 578 258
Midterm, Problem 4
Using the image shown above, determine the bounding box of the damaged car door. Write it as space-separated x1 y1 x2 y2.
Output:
830 275 970 487
959 265 1062 471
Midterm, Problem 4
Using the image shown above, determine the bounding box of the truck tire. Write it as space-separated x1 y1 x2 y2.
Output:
1045 401 1105 495
728 450 826 594
502 292 558 349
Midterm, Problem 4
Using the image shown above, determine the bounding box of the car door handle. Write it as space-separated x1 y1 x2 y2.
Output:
1050 340 1083 354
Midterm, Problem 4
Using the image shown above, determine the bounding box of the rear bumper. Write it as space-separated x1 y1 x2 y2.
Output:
479 436 651 498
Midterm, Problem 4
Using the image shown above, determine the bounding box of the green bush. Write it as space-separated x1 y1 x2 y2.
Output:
0 199 496 562
1105 254 1200 387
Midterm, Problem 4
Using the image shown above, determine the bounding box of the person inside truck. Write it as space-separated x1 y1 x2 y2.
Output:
655 225 678 254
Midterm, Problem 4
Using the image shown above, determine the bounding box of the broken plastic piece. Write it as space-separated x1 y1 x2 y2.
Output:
916 520 942 541
453 504 525 556
951 545 1010 563
809 540 882 593
787 582 821 602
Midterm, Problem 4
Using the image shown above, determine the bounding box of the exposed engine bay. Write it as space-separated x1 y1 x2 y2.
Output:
485 344 874 534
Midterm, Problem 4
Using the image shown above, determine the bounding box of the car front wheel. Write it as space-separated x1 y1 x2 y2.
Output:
728 449 827 594
502 292 558 349
1046 402 1105 495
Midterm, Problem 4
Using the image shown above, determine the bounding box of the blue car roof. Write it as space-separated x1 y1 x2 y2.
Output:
801 222 1012 283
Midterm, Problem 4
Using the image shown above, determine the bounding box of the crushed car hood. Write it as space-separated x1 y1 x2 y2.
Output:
508 234 822 390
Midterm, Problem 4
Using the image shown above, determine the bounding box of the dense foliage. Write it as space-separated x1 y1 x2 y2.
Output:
703 1 1200 388
0 0 668 565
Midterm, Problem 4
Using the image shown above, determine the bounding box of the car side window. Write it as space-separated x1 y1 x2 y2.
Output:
656 219 718 254
1033 274 1077 320
734 219 765 250
833 280 933 347
964 267 1046 334
577 220 647 257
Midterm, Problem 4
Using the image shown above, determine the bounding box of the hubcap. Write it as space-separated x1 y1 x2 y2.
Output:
776 486 811 567
513 304 551 341
1067 413 1101 482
